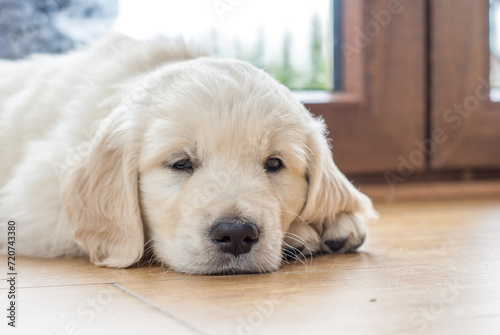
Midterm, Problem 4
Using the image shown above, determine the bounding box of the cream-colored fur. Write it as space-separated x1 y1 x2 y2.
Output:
0 34 377 274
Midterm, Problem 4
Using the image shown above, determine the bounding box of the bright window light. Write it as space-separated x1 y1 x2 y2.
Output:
113 0 333 90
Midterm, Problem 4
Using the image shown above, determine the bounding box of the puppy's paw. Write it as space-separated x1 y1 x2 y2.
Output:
320 212 367 254
283 220 320 259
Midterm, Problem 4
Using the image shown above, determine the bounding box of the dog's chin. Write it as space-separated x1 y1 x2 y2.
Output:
206 253 282 275
157 250 282 275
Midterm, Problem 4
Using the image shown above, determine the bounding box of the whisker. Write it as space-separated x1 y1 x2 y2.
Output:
282 242 308 266
284 231 309 249
283 233 313 260
283 237 313 266
282 210 316 264
283 210 307 225
281 248 302 265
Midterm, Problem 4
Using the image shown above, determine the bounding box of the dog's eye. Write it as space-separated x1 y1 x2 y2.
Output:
265 158 283 172
172 158 192 170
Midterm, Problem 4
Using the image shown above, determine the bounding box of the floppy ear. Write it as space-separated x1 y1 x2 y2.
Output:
300 117 378 230
60 112 144 268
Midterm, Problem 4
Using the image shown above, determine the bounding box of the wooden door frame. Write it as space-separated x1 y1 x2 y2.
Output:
431 0 500 169
304 0 427 176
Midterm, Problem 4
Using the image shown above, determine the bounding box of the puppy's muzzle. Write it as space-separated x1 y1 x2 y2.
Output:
210 219 260 257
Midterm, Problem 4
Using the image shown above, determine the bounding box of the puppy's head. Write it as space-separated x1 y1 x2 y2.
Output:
61 58 374 274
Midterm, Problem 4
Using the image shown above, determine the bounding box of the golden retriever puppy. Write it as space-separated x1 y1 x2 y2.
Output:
0 34 377 274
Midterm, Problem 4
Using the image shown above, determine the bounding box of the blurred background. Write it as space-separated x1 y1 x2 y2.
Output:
0 0 333 90
490 0 500 99
1 0 499 196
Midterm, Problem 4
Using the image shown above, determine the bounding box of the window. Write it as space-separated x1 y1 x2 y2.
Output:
490 0 500 100
1 0 335 91
431 0 500 170
113 0 334 91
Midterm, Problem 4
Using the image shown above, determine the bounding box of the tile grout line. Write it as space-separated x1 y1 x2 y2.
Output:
110 282 208 335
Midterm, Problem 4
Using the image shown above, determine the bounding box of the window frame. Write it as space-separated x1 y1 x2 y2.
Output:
430 0 500 169
301 0 427 175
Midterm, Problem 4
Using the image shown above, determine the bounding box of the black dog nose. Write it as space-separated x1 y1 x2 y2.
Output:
211 219 260 257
